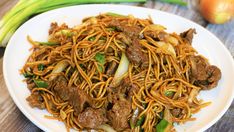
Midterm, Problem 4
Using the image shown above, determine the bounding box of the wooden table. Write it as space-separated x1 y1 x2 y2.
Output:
0 0 233 131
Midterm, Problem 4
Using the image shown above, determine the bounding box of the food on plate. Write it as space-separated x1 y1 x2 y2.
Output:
21 13 221 131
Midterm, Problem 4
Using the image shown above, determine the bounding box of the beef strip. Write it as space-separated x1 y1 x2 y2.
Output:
53 76 70 101
77 107 108 129
69 87 93 114
190 56 221 89
126 39 149 68
122 77 140 98
107 19 149 68
26 92 45 109
144 30 169 41
53 75 93 114
180 28 196 44
107 19 142 38
107 97 132 131
106 61 118 76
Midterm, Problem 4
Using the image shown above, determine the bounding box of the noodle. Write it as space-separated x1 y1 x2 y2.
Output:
21 13 221 131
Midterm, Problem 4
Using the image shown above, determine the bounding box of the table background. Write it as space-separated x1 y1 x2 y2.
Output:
0 0 233 131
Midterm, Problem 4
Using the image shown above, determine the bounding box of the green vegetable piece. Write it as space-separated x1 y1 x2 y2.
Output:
164 91 175 97
33 79 48 88
23 72 34 78
107 27 118 31
156 119 169 132
100 36 107 40
142 103 147 108
38 41 59 46
94 53 105 73
61 30 73 37
129 120 135 129
0 0 147 47
88 36 96 41
106 12 126 17
38 64 44 71
136 116 145 127
159 0 187 6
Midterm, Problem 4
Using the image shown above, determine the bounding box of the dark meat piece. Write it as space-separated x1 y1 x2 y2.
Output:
116 33 131 45
26 92 45 109
107 19 148 68
122 77 140 98
126 39 149 68
53 75 93 114
26 78 36 90
144 30 169 41
190 56 209 81
190 56 221 89
69 87 93 114
107 98 132 131
77 108 108 129
107 19 142 38
53 76 70 101
106 61 118 76
107 77 140 103
180 28 196 44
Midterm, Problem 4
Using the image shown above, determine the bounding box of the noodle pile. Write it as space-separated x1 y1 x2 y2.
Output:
21 13 221 131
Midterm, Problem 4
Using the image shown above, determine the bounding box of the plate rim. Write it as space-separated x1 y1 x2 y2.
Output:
3 4 234 132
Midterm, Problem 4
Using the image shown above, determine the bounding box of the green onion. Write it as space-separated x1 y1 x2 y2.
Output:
37 41 59 46
55 29 74 37
156 119 169 132
136 116 145 127
94 53 106 72
100 36 107 40
88 36 96 41
0 0 146 47
129 120 135 129
33 79 49 88
23 72 34 78
38 64 44 71
164 91 175 97
106 12 126 17
107 27 118 31
159 0 187 6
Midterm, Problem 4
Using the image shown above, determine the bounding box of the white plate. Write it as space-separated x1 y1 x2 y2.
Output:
3 4 234 132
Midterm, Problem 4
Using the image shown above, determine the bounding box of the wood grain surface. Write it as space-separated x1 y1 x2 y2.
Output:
0 0 233 132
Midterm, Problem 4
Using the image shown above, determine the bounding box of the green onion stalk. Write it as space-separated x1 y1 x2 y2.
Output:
0 0 146 47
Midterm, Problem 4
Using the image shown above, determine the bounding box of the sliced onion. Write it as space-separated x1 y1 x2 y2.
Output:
188 89 199 104
147 24 166 31
157 41 176 58
111 52 129 87
49 60 69 81
98 124 116 132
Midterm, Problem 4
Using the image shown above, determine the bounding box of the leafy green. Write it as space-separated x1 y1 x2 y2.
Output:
156 119 169 132
33 79 48 88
